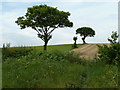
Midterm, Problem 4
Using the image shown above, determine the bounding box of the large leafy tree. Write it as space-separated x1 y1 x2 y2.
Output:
76 27 95 44
15 5 73 50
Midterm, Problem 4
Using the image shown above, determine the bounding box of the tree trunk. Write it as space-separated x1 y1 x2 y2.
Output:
44 40 48 51
82 37 86 44
75 40 76 45
74 40 77 47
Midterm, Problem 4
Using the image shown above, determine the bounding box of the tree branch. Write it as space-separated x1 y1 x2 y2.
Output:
32 27 40 34
48 25 59 35
38 33 44 41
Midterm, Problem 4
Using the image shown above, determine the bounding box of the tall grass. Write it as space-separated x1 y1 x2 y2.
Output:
2 44 119 88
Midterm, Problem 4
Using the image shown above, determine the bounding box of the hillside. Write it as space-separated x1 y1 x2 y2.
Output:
2 44 118 88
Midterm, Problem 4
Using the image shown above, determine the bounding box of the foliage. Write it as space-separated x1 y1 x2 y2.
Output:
98 31 120 65
73 36 77 41
108 31 119 44
2 45 119 88
72 36 78 48
65 51 87 65
2 47 33 60
76 27 95 44
15 5 73 50
98 44 120 65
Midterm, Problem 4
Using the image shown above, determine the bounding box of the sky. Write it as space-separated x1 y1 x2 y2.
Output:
0 0 119 47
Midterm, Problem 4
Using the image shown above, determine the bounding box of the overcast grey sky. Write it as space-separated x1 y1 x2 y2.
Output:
0 0 118 47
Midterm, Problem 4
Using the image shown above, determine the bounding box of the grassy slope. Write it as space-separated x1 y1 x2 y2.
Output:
28 44 82 52
2 44 119 88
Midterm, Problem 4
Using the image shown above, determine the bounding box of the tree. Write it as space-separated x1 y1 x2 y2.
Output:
108 31 119 44
98 31 120 65
76 27 95 44
72 36 78 48
3 43 5 49
15 5 73 50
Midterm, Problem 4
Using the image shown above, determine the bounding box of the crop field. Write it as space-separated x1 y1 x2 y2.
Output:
2 44 119 88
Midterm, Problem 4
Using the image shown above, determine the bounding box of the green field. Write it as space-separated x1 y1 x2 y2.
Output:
2 44 119 88
20 44 82 52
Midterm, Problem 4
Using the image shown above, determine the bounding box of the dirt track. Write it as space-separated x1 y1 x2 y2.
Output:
72 44 110 60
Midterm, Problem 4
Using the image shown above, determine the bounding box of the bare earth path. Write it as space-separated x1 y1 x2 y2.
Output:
72 44 109 60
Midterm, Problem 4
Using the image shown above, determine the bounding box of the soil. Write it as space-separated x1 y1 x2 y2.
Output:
72 44 110 60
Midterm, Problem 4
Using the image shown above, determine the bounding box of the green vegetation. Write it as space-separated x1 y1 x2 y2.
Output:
2 44 81 60
2 3 119 88
76 27 95 44
2 44 119 88
98 44 120 65
98 31 120 65
72 36 78 48
15 5 73 51
108 31 119 44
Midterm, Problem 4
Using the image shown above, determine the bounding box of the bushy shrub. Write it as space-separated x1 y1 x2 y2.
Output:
2 47 33 60
23 50 66 62
65 51 87 65
18 49 86 65
38 50 65 61
98 44 120 64
98 31 120 65
72 36 78 49
108 31 119 44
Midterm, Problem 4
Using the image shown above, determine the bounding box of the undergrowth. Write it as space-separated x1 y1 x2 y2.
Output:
2 45 119 88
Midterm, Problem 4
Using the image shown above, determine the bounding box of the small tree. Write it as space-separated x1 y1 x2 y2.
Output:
15 5 73 50
108 31 119 44
98 31 120 65
72 36 78 48
3 43 5 49
76 27 95 44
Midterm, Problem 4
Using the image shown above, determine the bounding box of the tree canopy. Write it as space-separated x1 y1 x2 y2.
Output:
15 5 73 50
76 27 95 44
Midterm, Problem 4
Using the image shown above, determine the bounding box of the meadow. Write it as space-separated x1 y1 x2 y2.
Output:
2 44 119 88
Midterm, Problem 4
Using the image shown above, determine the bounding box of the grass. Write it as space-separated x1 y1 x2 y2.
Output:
32 44 82 52
2 44 119 88
3 58 86 88
86 61 118 88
